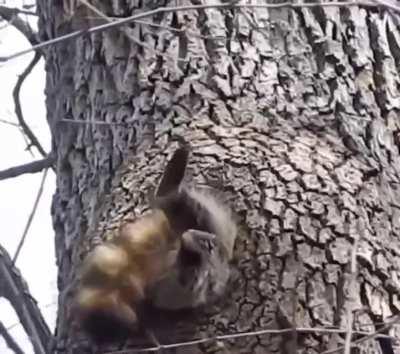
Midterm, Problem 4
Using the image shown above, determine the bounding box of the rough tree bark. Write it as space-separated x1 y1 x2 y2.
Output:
37 1 400 353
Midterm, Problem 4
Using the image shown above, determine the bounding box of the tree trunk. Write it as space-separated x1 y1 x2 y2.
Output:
37 1 400 353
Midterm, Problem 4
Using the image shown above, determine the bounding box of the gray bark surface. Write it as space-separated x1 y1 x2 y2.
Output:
37 1 400 353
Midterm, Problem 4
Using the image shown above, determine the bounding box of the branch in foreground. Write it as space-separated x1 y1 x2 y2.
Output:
100 325 397 354
0 118 35 157
321 314 400 354
13 51 47 158
78 0 186 62
13 168 49 264
0 5 36 16
0 320 25 354
0 1 394 63
0 244 52 354
0 154 54 181
0 5 38 45
0 5 48 158
0 118 19 127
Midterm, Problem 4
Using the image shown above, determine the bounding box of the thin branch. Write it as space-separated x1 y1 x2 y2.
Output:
12 51 47 158
0 5 48 159
0 244 52 354
85 16 227 40
0 5 36 16
0 5 38 45
343 219 362 354
22 133 36 158
12 168 49 264
0 1 391 63
321 315 400 354
7 301 57 332
0 14 17 30
0 118 35 156
322 216 396 354
291 275 299 354
0 118 20 127
60 117 134 126
78 0 186 62
0 154 54 181
14 9 36 16
22 4 36 11
101 326 398 354
372 0 400 13
59 106 209 126
0 320 25 354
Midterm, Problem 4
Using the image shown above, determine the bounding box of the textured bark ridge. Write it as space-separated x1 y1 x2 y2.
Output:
37 1 400 353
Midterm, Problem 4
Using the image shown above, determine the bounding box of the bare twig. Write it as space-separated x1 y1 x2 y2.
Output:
0 14 17 30
0 154 54 181
0 118 35 156
322 216 398 354
101 326 397 354
78 0 186 62
0 243 52 354
0 118 20 127
0 5 36 16
0 6 49 160
0 5 38 45
85 16 228 40
0 1 391 63
372 0 400 13
0 5 48 160
60 117 133 126
0 320 25 354
12 168 49 264
321 315 400 354
12 51 47 158
291 276 299 354
7 301 57 332
16 9 36 16
343 219 362 354
23 4 36 11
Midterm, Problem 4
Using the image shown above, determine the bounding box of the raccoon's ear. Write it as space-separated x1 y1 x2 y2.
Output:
155 146 190 197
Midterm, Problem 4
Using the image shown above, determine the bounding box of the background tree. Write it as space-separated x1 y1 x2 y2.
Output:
4 0 400 353
0 2 55 353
